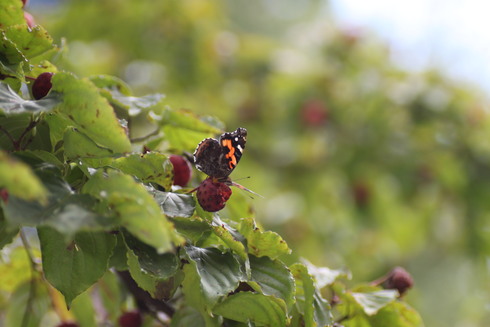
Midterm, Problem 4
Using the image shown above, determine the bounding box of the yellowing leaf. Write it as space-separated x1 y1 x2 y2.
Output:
239 217 290 259
52 72 131 153
0 150 47 203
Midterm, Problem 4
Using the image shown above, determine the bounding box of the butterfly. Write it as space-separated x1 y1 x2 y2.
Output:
193 127 261 197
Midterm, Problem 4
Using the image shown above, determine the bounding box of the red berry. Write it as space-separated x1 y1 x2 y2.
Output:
0 189 8 204
32 72 54 100
196 177 232 212
21 0 28 8
56 322 79 327
169 155 192 187
23 11 35 28
383 266 414 296
301 99 328 127
118 310 143 327
352 182 370 208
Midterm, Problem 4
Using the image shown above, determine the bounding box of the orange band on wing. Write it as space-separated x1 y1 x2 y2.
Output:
222 139 237 168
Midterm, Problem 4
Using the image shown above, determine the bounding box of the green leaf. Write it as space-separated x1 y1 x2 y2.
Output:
70 290 97 327
125 233 180 300
5 279 51 327
3 167 115 239
18 150 63 168
249 255 295 309
171 306 207 327
239 217 290 259
169 216 211 243
111 152 174 189
351 290 398 316
38 227 116 306
212 293 288 327
63 127 115 159
112 91 165 115
82 169 183 253
153 190 196 218
184 245 244 307
0 83 60 113
51 72 131 153
2 24 54 61
302 259 351 289
181 263 223 326
89 74 132 96
154 107 221 152
82 153 175 189
367 301 424 327
30 60 59 78
43 112 69 148
108 233 128 271
209 216 247 260
162 124 217 153
0 150 47 203
0 0 25 28
290 263 332 327
0 210 18 249
158 107 222 134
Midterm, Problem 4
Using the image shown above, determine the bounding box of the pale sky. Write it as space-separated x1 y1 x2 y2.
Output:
330 0 490 94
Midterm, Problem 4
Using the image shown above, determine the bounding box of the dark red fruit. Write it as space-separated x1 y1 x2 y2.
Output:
21 0 28 8
24 11 35 28
352 182 370 208
32 72 54 100
118 310 143 327
56 322 79 327
383 266 414 296
169 155 192 187
0 189 8 204
196 177 232 212
301 99 328 127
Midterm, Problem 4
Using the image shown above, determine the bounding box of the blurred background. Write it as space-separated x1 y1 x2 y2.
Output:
27 0 490 326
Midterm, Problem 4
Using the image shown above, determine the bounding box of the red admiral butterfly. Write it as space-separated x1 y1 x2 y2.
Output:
193 127 261 198
193 127 247 180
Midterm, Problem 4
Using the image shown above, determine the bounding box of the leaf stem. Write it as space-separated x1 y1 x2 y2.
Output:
0 117 39 151
20 228 37 273
19 228 38 327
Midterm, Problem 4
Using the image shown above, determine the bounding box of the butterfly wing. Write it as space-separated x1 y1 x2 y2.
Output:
194 128 248 178
219 127 247 172
194 137 234 177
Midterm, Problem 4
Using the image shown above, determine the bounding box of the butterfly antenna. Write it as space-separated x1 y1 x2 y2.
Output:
230 181 264 199
232 176 251 182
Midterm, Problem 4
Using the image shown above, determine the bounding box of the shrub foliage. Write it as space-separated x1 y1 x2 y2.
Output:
0 1 422 326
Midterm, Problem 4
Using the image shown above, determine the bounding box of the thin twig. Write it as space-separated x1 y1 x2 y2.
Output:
0 125 16 146
116 270 175 317
0 117 39 151
15 118 39 150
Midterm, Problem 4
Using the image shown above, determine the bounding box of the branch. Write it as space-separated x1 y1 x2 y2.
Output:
116 270 175 318
16 117 39 150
